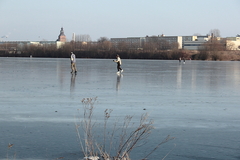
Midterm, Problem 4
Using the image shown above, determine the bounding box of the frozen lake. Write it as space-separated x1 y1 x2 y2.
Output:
0 57 240 160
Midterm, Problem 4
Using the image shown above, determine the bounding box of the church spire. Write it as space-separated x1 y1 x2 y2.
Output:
57 27 66 42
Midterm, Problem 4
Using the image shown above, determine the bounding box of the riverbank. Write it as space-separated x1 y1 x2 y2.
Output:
190 50 240 61
1 50 240 61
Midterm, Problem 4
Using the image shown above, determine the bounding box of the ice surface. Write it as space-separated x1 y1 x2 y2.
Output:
0 58 240 160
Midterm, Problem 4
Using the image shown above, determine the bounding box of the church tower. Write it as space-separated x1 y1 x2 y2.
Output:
57 27 66 42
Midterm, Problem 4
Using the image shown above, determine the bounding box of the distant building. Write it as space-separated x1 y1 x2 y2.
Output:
111 37 145 49
57 27 66 42
110 35 182 50
111 34 240 51
72 33 75 42
56 27 66 49
183 35 210 50
146 35 182 49
226 37 240 50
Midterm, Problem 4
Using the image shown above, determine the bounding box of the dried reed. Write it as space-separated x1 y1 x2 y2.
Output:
75 97 175 160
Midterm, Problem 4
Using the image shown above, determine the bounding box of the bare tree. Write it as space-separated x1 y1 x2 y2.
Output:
73 34 92 51
209 29 221 37
199 37 226 60
117 41 128 51
98 37 109 43
145 36 174 51
97 37 111 50
76 34 92 42
201 38 225 51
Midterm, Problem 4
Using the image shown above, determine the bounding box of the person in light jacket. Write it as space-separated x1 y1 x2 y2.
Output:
70 52 77 74
113 54 123 72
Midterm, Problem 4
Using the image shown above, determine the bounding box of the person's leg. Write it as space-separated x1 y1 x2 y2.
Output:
117 63 120 71
119 65 123 72
71 63 74 73
73 63 77 72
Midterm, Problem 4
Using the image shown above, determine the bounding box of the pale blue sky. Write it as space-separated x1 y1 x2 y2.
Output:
0 0 239 41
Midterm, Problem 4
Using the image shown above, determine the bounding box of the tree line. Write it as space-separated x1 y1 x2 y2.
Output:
1 35 239 61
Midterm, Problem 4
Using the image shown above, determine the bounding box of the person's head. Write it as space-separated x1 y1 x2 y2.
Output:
116 54 119 57
71 52 73 54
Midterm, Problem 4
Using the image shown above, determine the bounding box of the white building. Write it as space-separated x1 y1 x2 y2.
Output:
183 35 240 50
183 35 210 50
226 37 240 50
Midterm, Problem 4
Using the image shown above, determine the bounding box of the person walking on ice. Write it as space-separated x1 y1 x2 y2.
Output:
70 52 77 74
113 54 123 73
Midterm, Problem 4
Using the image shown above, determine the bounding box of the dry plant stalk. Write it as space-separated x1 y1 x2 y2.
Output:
75 97 175 160
6 143 16 160
75 97 98 159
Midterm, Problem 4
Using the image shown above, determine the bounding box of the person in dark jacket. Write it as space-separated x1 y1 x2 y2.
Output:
113 54 123 73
